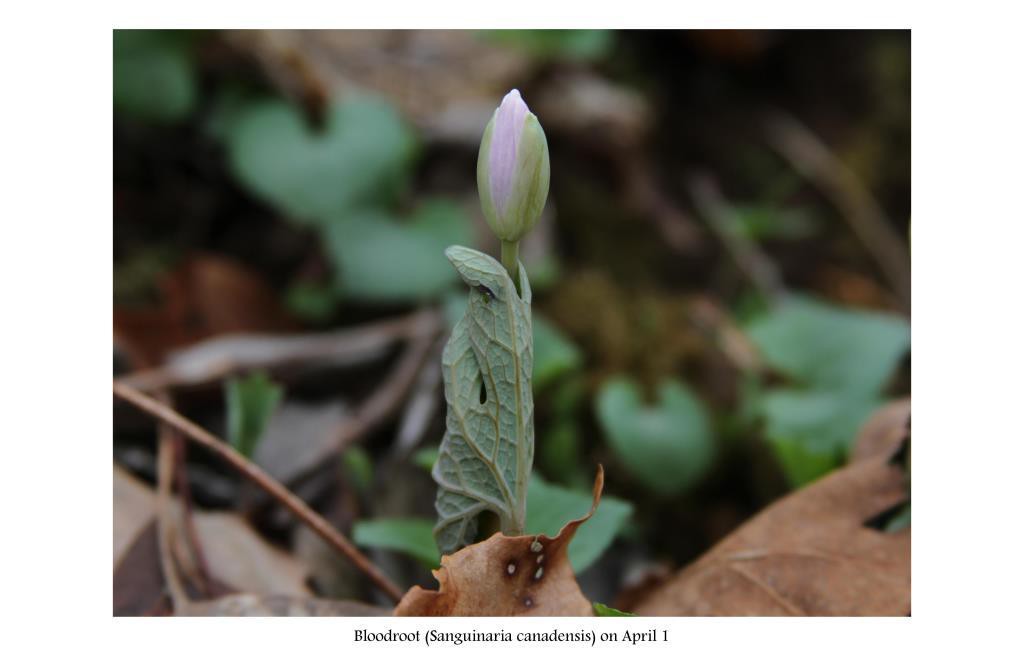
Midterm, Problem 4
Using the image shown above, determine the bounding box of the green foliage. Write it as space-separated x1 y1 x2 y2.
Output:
224 372 284 459
540 418 584 486
412 447 440 472
747 296 910 394
731 204 819 241
531 313 583 392
539 376 588 486
433 247 535 553
885 503 911 532
352 518 440 568
482 30 614 62
322 201 471 303
526 475 633 573
745 296 910 485
113 30 197 123
596 377 715 497
224 96 417 224
341 447 374 495
593 602 635 616
284 282 336 323
398 448 633 573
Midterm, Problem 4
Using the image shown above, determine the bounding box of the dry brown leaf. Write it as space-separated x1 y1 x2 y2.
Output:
114 464 157 568
182 594 389 616
114 253 295 366
114 462 313 614
634 451 910 616
183 512 312 597
223 30 529 143
394 467 606 616
851 398 911 464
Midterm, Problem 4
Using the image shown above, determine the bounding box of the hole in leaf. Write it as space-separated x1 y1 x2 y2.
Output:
479 380 487 404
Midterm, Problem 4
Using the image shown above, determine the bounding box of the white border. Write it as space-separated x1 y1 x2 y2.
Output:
5 1 1024 661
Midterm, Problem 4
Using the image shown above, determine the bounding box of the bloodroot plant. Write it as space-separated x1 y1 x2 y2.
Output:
432 90 551 553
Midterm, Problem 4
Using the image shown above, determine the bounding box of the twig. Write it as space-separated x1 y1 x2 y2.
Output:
391 336 445 460
763 110 911 312
688 174 787 305
120 309 441 392
329 330 437 455
172 434 212 594
687 295 764 374
620 154 705 255
155 415 190 612
113 380 405 603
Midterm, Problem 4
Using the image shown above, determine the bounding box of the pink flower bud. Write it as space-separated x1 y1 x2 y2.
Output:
477 89 550 242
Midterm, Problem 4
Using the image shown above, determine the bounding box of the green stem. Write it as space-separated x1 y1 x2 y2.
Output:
501 240 520 294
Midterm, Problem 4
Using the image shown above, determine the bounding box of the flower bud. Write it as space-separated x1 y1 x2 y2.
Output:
477 89 550 243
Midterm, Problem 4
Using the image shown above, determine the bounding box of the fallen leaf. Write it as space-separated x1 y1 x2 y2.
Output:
114 464 156 568
394 467 605 616
184 512 312 597
113 520 168 616
222 30 530 143
114 253 295 366
114 462 313 615
182 594 389 616
634 447 910 616
851 398 911 463
253 402 349 484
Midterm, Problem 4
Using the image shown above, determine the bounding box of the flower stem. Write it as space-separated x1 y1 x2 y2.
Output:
501 240 520 294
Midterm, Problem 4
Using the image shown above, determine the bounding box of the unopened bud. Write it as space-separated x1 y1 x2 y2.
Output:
477 89 550 243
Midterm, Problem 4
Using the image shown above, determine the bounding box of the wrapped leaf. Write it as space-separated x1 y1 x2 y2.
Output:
432 246 534 553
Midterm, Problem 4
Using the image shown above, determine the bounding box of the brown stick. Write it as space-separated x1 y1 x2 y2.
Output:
113 380 405 603
764 111 911 312
688 174 786 305
331 330 436 454
155 417 190 611
120 308 441 393
172 433 212 594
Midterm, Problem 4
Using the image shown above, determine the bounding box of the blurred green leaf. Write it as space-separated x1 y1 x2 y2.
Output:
526 474 633 573
593 602 635 616
341 447 374 494
595 377 715 497
532 313 583 392
761 389 880 486
113 30 197 123
225 372 284 459
284 282 336 324
540 418 584 486
323 200 471 303
352 518 440 568
482 30 614 62
412 447 439 472
746 296 910 394
745 297 910 485
885 503 911 532
224 96 417 223
731 205 820 241
404 455 630 572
